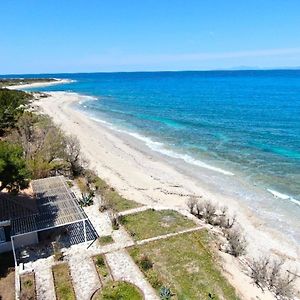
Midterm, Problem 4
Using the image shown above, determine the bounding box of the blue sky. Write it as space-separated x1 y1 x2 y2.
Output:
1 0 300 74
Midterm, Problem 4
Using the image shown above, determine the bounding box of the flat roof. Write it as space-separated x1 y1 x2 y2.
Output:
11 176 87 236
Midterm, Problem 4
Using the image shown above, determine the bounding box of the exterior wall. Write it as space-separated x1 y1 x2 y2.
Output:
0 241 12 253
13 232 39 249
0 232 39 253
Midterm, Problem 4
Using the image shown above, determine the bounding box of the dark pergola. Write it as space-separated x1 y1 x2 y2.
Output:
11 176 89 265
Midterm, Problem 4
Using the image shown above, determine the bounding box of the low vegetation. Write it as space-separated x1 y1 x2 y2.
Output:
129 230 239 300
248 256 297 299
186 197 298 299
94 255 111 285
85 170 140 212
0 78 55 88
92 281 143 300
52 263 76 300
186 197 247 257
76 170 140 211
98 235 114 246
20 273 36 300
102 188 140 212
120 209 196 240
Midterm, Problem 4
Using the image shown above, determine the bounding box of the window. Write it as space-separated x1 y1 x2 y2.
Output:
0 227 6 243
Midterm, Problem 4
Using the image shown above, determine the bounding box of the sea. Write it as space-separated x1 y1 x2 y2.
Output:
3 70 300 244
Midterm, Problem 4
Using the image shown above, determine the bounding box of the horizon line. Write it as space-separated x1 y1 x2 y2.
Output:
1 67 300 77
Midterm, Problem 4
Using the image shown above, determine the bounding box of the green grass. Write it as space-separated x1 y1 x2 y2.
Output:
129 230 239 300
20 273 36 300
120 209 196 240
98 235 114 246
92 281 143 300
52 263 76 300
104 189 141 212
94 255 111 285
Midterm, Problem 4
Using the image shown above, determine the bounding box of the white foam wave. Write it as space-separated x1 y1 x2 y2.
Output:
267 189 300 207
78 95 98 105
89 115 234 176
89 116 110 125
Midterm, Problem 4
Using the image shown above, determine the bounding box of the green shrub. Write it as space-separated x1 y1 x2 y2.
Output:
79 192 94 207
160 286 172 300
96 256 105 267
66 180 73 187
139 254 153 271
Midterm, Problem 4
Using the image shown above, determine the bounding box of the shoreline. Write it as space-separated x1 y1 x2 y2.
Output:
30 88 300 299
79 94 300 245
33 91 300 261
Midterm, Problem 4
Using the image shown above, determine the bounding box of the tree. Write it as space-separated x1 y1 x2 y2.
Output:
13 113 85 179
186 196 198 214
0 141 30 192
0 88 31 136
224 226 247 257
63 134 84 176
202 200 217 224
248 256 297 299
248 256 270 290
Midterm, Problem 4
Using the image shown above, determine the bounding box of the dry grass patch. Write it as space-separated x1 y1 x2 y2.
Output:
94 255 112 285
20 273 36 300
120 209 196 240
52 263 76 300
129 230 239 300
98 235 114 246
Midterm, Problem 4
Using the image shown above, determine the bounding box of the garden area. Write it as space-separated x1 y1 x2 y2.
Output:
52 263 76 300
129 230 239 300
92 281 143 300
120 209 196 240
20 272 36 300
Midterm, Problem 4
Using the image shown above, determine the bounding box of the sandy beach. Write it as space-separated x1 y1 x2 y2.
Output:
31 90 299 299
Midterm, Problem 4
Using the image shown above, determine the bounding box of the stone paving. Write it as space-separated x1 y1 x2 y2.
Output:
32 257 56 300
18 191 203 300
105 249 159 300
111 226 135 248
118 205 150 216
84 206 112 237
137 226 203 245
67 251 101 300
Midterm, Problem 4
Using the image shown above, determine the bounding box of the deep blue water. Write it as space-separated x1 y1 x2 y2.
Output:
3 71 300 203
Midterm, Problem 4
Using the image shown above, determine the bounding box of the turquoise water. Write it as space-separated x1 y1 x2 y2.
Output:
6 70 300 240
